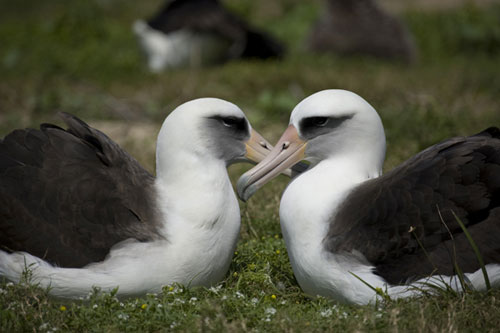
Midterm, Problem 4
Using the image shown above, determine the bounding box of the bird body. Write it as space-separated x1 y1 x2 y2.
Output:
238 90 500 304
0 98 272 299
134 0 284 72
307 0 417 63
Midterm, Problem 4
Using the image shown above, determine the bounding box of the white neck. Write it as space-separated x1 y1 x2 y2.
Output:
279 155 383 303
153 147 241 286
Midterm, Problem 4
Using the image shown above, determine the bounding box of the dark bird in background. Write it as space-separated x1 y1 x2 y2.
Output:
307 0 417 63
133 0 284 72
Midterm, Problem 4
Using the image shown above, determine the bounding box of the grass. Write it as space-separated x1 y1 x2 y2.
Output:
1 0 500 331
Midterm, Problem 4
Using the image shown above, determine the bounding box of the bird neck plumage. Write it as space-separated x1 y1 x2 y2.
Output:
281 154 383 248
154 146 237 231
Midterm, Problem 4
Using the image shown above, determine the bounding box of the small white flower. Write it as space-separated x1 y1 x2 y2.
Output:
39 323 49 330
209 285 223 293
251 297 259 305
157 304 163 308
6 282 14 287
375 313 382 318
92 304 98 309
235 291 245 299
174 298 185 304
0 288 6 294
221 295 228 301
265 307 277 315
189 297 198 304
117 313 129 321
170 321 178 329
119 302 125 307
320 309 333 318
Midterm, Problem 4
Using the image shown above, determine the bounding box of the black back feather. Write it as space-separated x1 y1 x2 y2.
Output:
0 113 161 268
147 0 284 59
325 128 500 284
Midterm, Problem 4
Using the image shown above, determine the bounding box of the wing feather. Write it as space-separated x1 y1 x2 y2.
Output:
0 113 161 268
324 128 500 284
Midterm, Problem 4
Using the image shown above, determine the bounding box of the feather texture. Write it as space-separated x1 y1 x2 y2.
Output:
0 113 161 268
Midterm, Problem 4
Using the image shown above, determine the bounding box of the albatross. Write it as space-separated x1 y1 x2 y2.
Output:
133 0 284 72
0 98 278 299
237 89 500 305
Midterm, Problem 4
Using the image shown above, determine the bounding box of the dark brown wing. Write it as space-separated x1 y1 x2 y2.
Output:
324 128 500 284
0 113 162 268
146 0 284 59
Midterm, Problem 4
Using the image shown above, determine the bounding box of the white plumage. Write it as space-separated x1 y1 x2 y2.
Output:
238 90 500 305
0 98 269 299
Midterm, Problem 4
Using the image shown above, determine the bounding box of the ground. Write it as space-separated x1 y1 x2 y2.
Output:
1 0 500 331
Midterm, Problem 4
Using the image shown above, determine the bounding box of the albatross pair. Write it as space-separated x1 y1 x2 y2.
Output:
238 89 500 305
0 98 287 299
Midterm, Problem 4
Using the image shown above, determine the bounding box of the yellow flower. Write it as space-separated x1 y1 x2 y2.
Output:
141 304 147 310
271 294 277 300
169 286 174 292
274 234 279 239
276 250 281 254
234 251 238 255
233 272 238 277
59 305 67 311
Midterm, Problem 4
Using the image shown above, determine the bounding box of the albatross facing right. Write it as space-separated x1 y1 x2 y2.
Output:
0 98 273 299
238 89 500 305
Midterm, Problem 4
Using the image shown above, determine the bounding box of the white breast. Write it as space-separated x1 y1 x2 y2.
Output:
279 159 385 304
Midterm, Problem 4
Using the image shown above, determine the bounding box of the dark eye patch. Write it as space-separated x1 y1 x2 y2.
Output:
211 116 248 133
299 114 353 140
301 117 329 128
204 115 250 162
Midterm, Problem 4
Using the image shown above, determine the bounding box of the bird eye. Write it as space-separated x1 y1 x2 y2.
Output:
221 117 238 127
311 117 329 126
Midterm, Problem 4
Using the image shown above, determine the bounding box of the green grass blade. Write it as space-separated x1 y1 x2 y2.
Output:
451 211 491 290
349 272 392 302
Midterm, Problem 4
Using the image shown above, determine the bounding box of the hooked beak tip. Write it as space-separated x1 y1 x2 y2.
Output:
236 173 256 202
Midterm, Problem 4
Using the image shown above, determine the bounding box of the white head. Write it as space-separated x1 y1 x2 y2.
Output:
155 98 272 180
237 89 387 201
290 89 386 165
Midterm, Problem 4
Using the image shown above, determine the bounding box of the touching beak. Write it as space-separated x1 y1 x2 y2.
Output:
244 128 308 178
238 125 307 201
244 128 274 164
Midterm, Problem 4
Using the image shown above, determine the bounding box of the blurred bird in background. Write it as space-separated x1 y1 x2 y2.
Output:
133 0 285 72
307 0 417 63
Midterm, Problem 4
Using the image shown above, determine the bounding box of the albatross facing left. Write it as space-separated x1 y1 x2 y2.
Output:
238 89 500 305
0 98 272 299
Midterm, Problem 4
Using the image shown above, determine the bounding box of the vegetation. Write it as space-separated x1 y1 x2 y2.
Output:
1 0 500 331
